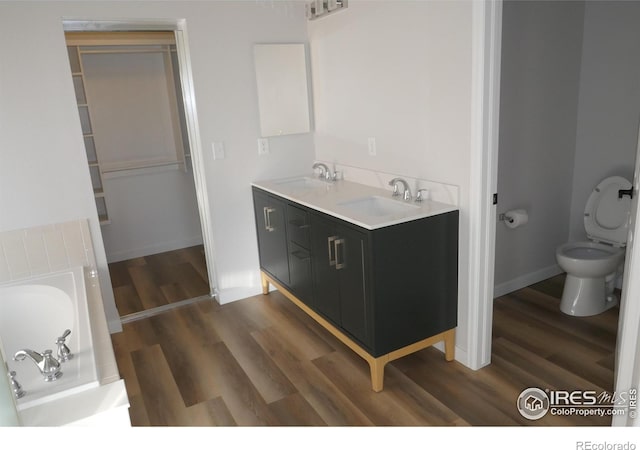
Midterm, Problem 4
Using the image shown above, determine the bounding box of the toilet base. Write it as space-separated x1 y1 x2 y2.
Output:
559 274 618 317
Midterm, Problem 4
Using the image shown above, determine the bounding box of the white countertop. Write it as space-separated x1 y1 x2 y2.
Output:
252 175 458 230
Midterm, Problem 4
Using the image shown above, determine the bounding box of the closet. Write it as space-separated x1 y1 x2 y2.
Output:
65 31 203 264
65 31 208 317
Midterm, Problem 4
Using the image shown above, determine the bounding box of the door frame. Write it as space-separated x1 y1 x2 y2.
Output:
466 0 502 370
62 18 218 300
473 0 640 426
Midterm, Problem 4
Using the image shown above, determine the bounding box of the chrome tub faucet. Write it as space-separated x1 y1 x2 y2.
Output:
14 349 62 382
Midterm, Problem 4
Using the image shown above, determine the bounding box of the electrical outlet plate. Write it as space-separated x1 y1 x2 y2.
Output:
258 138 270 156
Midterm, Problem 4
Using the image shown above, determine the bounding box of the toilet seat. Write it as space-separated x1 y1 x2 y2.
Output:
584 176 632 247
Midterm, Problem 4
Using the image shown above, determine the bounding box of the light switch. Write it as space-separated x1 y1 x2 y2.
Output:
212 141 225 160
368 137 377 156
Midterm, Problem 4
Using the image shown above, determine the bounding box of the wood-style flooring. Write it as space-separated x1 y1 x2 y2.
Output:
109 245 209 316
111 272 618 426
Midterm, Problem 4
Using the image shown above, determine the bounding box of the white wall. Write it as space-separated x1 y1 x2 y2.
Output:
568 0 640 242
101 165 203 263
81 48 203 262
494 0 585 291
308 1 475 360
0 1 315 330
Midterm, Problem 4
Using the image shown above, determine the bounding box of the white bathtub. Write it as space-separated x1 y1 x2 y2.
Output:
0 266 99 410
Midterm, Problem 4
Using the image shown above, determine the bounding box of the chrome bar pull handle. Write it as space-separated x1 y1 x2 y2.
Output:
263 207 276 232
327 236 337 266
335 238 346 270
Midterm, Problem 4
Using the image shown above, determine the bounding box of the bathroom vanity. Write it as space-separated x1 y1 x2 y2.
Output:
252 176 459 391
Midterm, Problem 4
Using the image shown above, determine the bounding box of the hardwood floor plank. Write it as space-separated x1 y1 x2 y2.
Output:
242 293 336 360
251 325 373 426
111 273 617 427
110 246 210 315
126 393 151 426
268 393 327 426
179 245 209 282
546 351 614 393
488 345 610 426
529 274 566 299
187 397 237 426
205 305 298 404
311 346 433 426
108 260 133 288
205 341 280 425
130 344 191 426
492 306 611 361
170 262 210 298
128 264 169 310
498 289 618 349
491 338 610 400
113 285 145 316
382 363 468 426
391 349 521 426
147 311 222 407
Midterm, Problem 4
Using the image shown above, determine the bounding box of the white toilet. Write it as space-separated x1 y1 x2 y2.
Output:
556 176 632 316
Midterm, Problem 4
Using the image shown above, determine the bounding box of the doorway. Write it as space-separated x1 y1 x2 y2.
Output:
491 0 638 414
63 25 216 322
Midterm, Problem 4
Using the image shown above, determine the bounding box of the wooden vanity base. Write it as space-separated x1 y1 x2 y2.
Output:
261 271 455 392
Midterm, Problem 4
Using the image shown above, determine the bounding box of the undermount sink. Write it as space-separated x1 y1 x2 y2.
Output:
273 176 328 190
337 195 420 217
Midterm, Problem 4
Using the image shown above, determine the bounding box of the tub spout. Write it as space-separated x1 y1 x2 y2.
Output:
14 349 62 382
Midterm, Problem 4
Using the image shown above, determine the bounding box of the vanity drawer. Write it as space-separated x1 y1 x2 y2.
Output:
286 204 311 248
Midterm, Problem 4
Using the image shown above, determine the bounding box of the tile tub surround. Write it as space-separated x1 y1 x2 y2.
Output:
252 176 458 230
0 220 127 425
0 220 97 282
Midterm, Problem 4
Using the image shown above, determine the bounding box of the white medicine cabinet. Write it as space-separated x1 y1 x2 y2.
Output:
253 44 312 137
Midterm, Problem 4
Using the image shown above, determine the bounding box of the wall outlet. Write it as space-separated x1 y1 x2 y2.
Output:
212 141 225 160
258 138 270 156
367 137 377 156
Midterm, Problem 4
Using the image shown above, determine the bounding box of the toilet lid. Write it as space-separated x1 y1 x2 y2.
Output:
584 176 632 246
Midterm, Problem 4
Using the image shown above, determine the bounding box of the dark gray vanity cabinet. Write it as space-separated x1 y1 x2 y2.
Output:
252 186 459 358
252 189 290 286
309 212 370 348
285 204 314 307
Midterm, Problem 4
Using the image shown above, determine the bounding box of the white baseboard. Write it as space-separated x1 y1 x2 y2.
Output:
106 236 204 263
217 285 262 305
493 264 564 298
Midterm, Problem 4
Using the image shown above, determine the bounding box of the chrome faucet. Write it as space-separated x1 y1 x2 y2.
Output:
56 329 72 362
389 178 412 201
14 349 62 382
312 162 333 181
8 371 25 399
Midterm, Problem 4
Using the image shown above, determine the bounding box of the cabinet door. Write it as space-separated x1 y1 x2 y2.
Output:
310 214 341 325
336 225 369 346
253 190 290 285
288 241 313 307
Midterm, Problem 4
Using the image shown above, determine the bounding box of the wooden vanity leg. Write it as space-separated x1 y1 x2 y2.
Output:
261 272 270 295
444 328 456 361
369 358 387 393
